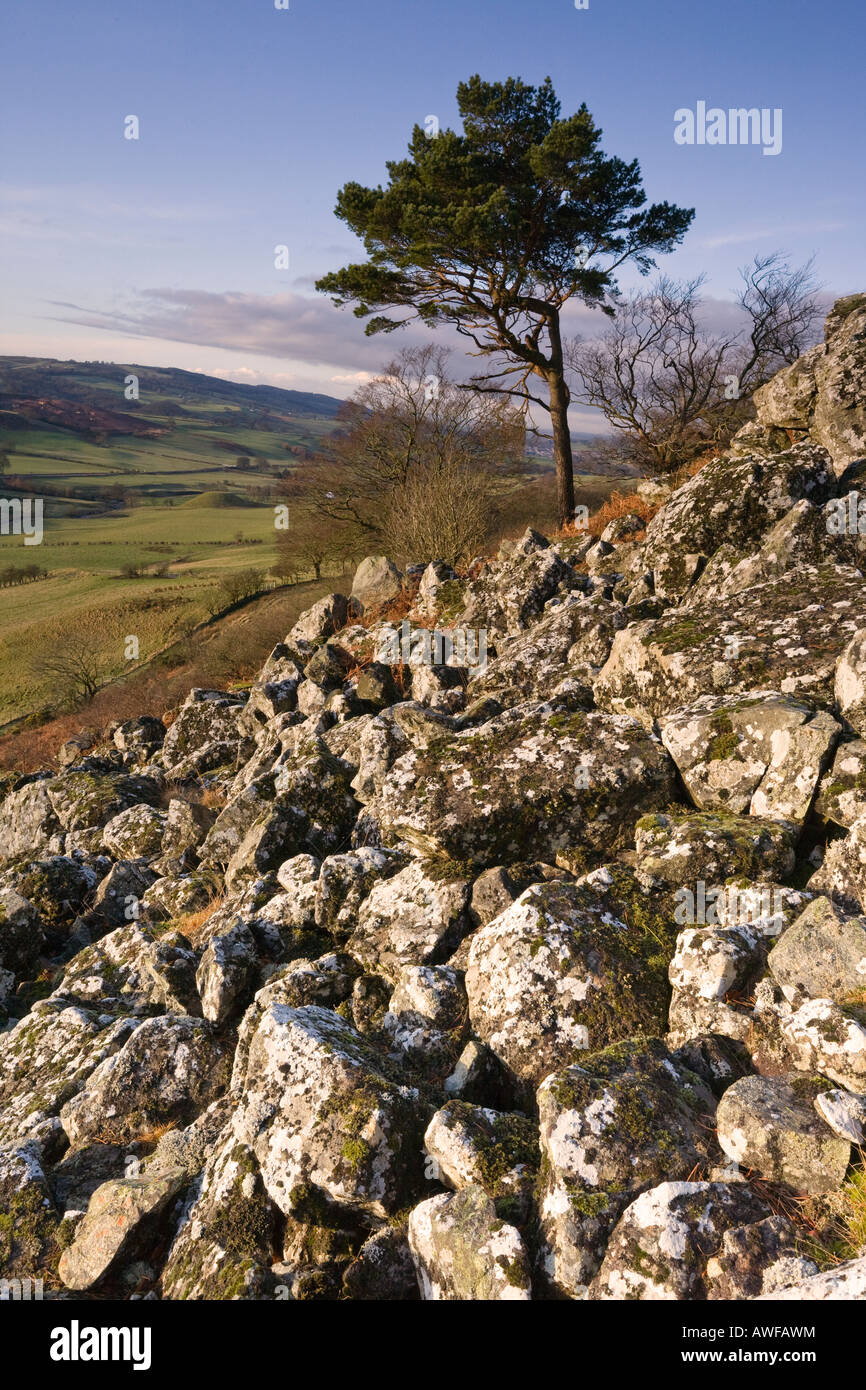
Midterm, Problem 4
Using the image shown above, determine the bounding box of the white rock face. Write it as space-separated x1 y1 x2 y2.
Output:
465 880 670 1089
780 997 866 1093
715 1075 850 1194
230 1003 423 1218
590 1181 771 1300
351 555 403 610
836 629 866 737
814 1088 866 1143
755 1254 866 1300
407 1185 531 1300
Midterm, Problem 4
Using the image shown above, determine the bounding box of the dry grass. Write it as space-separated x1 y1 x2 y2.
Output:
174 892 226 945
198 786 228 810
355 581 424 631
839 1162 866 1256
553 486 662 552
745 1150 866 1270
132 1120 178 1148
92 1118 178 1148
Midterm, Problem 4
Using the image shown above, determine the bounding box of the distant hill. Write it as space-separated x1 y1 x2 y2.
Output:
0 357 345 426
179 490 258 508
0 356 347 505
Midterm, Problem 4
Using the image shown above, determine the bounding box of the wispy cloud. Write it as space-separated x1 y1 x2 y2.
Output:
698 220 846 250
46 287 451 374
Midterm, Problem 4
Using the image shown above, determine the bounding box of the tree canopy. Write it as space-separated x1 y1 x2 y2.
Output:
317 74 694 524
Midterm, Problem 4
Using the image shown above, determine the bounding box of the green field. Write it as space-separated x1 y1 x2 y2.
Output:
0 358 347 723
0 501 291 724
0 355 625 730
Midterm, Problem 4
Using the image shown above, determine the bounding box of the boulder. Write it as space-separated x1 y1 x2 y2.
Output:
815 739 866 828
753 294 866 472
347 860 471 981
768 896 866 1005
465 882 672 1091
716 1075 850 1192
660 694 839 823
0 1006 139 1149
161 1130 278 1300
48 771 163 832
536 1038 717 1296
196 920 261 1024
835 628 866 737
58 1169 186 1291
705 1216 817 1301
0 780 59 863
0 888 44 989
635 810 797 887
642 443 835 599
231 1003 424 1218
377 700 675 869
596 566 866 722
287 593 351 650
59 1015 231 1148
160 689 250 778
779 997 866 1093
809 814 866 913
422 1101 538 1211
0 1141 61 1280
407 1185 531 1300
814 1088 866 1144
48 921 199 1018
755 1253 866 1300
590 1181 771 1300
351 556 403 611
102 805 168 860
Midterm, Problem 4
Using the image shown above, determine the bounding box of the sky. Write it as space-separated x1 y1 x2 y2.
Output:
1 0 863 427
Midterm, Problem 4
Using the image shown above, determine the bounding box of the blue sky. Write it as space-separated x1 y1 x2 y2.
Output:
1 0 863 421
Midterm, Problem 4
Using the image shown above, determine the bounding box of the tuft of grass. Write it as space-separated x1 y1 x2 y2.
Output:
175 892 226 945
839 1162 866 1257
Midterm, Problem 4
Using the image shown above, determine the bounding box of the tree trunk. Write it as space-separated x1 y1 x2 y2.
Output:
548 369 575 528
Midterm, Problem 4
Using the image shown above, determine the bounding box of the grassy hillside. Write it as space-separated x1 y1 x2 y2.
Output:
0 354 627 730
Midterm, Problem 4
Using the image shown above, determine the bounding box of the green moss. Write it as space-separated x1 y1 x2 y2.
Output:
706 714 739 762
341 1137 370 1172
0 1181 62 1284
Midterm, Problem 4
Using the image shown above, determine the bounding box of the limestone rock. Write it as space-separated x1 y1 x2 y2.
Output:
351 555 403 611
58 1169 186 1291
347 861 471 982
768 896 866 1005
536 1038 716 1296
590 1181 770 1300
59 1015 230 1148
407 1185 531 1300
466 881 672 1090
377 700 675 868
231 1003 424 1217
716 1075 850 1192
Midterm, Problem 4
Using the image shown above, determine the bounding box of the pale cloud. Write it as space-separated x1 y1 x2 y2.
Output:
46 287 447 372
698 220 846 250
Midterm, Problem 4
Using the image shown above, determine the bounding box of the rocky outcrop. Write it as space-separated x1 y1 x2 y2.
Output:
1 295 865 1301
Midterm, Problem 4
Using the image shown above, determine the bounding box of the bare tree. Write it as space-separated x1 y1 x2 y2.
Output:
382 454 496 567
33 636 105 707
567 253 822 474
273 509 350 583
304 344 524 560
